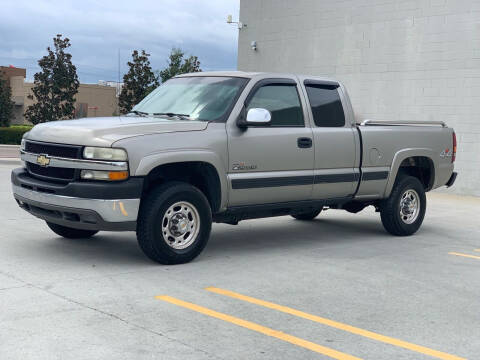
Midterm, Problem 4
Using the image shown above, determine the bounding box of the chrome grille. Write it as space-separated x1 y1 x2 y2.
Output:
25 140 82 159
24 141 82 182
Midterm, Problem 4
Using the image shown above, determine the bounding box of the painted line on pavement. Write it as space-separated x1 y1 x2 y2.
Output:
449 252 480 260
205 287 465 360
156 295 362 360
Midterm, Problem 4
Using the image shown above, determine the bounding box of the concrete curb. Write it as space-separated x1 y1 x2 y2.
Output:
0 158 21 165
0 145 20 148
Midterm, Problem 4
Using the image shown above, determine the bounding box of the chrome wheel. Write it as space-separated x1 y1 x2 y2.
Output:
161 201 200 250
399 189 420 224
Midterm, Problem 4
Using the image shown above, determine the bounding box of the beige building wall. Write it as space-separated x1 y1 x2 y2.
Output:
3 67 118 123
21 83 117 124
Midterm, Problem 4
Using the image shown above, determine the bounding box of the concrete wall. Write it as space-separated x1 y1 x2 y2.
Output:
238 0 480 196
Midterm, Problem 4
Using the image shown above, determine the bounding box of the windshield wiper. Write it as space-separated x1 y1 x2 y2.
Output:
153 112 191 120
129 110 149 117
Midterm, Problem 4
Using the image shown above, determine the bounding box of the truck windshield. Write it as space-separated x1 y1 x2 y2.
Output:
132 76 248 122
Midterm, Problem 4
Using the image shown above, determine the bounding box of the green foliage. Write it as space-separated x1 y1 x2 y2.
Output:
119 50 159 114
25 34 79 125
0 72 14 127
0 126 33 144
158 48 202 83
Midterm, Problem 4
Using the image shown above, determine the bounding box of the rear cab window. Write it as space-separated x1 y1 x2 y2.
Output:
304 81 345 127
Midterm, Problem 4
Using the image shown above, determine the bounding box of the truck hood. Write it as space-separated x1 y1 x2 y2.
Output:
24 116 209 147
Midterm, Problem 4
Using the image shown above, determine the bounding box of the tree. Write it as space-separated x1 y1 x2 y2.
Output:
158 48 201 83
0 72 14 127
119 50 159 114
25 34 79 124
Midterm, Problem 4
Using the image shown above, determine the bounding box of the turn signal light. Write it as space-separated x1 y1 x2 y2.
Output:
108 171 129 181
81 170 129 181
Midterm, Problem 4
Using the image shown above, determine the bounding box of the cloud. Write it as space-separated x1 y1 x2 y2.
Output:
0 0 240 83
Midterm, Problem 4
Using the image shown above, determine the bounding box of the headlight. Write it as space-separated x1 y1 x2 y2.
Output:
83 147 127 161
20 138 26 151
81 170 129 181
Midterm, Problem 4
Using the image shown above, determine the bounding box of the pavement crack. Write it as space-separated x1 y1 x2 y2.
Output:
0 270 223 358
0 284 30 292
41 288 226 359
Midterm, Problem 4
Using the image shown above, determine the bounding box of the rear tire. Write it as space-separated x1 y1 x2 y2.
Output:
380 176 426 236
46 222 98 239
137 182 212 265
291 209 322 221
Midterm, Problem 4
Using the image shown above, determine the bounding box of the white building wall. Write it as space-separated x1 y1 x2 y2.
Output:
238 0 480 196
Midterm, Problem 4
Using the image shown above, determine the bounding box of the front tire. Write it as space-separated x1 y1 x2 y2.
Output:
46 222 98 239
380 176 426 236
137 182 212 264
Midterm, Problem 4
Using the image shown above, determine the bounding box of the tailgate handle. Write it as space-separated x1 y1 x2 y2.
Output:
297 137 312 148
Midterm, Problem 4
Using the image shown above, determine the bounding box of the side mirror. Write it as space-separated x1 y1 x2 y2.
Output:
237 108 272 129
246 108 271 125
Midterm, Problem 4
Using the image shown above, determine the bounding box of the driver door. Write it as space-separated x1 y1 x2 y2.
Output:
226 79 314 206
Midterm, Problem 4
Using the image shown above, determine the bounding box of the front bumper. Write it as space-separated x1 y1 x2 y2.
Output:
11 168 142 231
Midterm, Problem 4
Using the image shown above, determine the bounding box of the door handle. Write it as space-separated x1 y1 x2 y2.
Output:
297 137 312 148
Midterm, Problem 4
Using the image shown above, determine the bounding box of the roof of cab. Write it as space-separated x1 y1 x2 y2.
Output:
176 71 261 78
175 70 341 85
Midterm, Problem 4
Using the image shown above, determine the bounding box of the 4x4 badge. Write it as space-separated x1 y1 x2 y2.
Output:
440 149 452 158
36 154 51 167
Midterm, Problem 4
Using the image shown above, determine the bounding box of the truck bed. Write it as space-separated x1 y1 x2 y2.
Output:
355 121 455 199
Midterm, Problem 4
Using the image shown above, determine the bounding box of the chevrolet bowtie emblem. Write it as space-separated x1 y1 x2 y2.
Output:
36 154 51 167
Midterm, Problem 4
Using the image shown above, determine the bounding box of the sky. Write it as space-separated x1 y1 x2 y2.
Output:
0 0 240 83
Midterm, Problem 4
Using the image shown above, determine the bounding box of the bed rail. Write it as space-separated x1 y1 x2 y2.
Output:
360 120 446 127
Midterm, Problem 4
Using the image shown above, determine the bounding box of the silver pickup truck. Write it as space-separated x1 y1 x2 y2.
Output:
12 71 457 264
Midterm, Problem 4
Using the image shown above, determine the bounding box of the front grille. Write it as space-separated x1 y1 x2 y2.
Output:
24 140 81 183
25 141 82 159
27 163 75 182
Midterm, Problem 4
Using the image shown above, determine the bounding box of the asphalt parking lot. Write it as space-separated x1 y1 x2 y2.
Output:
1 162 479 360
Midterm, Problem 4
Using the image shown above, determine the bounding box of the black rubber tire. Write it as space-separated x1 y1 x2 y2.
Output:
136 182 212 265
380 176 426 236
291 209 322 221
46 222 99 239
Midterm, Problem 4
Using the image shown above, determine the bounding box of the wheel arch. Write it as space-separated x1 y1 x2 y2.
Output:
384 149 436 198
136 152 226 213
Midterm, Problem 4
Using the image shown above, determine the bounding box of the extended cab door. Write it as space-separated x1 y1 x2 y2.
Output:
300 79 359 200
226 78 314 206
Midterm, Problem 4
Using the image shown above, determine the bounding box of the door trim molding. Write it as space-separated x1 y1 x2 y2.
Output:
231 171 388 189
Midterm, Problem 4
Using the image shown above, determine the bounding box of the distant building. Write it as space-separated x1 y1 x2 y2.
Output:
98 80 123 97
0 66 118 125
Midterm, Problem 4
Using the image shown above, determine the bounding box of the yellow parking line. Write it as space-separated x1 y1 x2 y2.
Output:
449 252 480 260
156 295 362 360
206 287 465 360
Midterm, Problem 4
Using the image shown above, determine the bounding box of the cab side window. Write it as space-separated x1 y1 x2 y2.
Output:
305 85 345 127
247 84 304 127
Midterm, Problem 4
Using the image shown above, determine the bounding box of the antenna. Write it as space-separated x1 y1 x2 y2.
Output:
226 14 246 29
117 48 120 116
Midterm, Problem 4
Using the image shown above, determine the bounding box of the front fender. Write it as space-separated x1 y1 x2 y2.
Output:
135 149 228 210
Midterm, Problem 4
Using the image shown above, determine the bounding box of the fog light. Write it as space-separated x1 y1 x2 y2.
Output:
81 170 129 181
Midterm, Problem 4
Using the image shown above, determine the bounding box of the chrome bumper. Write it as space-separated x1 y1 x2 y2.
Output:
12 184 140 223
